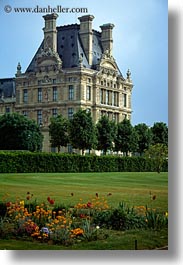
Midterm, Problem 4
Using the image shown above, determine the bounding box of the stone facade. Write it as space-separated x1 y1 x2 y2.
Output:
0 14 133 152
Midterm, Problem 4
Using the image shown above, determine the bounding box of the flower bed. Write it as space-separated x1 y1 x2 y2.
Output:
0 192 168 246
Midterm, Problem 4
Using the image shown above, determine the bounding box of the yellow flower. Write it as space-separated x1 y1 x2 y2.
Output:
20 201 24 207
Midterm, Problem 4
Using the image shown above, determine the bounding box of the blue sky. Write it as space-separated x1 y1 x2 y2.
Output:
0 0 168 126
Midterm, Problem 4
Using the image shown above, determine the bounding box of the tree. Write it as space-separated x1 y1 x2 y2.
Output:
96 115 116 155
0 113 43 151
114 118 137 156
68 109 97 155
49 115 69 152
151 122 168 146
134 123 152 156
145 143 168 173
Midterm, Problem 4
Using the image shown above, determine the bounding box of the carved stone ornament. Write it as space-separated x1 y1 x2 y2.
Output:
36 48 62 67
42 75 52 84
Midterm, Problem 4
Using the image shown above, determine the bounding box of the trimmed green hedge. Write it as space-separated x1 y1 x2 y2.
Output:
0 151 168 173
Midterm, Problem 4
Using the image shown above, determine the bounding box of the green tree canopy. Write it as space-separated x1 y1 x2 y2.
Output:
151 122 168 146
0 113 43 151
145 143 168 173
49 115 69 152
96 115 116 155
68 109 97 155
134 123 152 155
114 118 137 156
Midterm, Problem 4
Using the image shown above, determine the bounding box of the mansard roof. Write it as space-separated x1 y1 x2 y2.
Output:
26 24 103 73
0 78 15 99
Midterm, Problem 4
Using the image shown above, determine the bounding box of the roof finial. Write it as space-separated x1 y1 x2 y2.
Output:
126 68 131 82
79 54 83 67
17 62 22 75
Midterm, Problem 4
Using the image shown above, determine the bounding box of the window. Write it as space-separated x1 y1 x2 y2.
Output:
114 92 119 106
68 85 74 100
53 87 58 101
23 89 28 103
86 86 91 100
38 88 42 102
52 108 58 117
68 107 73 119
22 110 28 117
37 110 42 125
51 147 57 153
5 107 10 113
68 144 73 153
106 90 109 105
123 93 127 107
52 79 56 84
100 89 104 104
113 113 119 122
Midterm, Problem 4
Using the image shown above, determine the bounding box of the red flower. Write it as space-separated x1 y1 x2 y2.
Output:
80 214 85 218
6 201 11 207
49 199 54 205
47 196 51 202
87 202 92 208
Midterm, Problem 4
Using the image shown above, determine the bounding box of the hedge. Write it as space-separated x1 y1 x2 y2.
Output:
0 151 168 173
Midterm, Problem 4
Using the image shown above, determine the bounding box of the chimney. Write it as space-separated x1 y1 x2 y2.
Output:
43 13 58 52
78 15 94 65
100 23 114 56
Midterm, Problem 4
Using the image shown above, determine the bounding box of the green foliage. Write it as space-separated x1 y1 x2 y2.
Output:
115 119 138 155
0 151 168 173
93 202 145 231
151 122 168 146
96 116 116 155
134 123 152 155
0 113 43 151
69 109 97 155
145 207 168 230
145 143 168 173
49 115 69 152
81 219 99 241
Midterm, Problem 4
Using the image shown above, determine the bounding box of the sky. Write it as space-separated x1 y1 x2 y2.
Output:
0 0 168 126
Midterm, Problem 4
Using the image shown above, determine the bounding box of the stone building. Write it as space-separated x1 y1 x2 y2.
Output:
0 13 133 152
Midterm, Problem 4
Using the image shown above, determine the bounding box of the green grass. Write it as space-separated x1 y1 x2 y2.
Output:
0 172 168 210
0 228 168 250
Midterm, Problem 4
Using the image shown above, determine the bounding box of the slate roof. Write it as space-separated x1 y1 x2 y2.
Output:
26 24 103 73
0 78 15 100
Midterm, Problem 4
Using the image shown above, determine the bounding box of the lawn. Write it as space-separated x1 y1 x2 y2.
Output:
0 228 168 250
0 172 168 250
0 172 168 210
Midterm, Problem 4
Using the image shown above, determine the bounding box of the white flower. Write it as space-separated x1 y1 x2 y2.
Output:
96 226 100 229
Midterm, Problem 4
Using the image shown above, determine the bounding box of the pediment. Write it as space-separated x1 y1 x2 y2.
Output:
37 57 58 66
36 48 62 67
100 59 117 70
